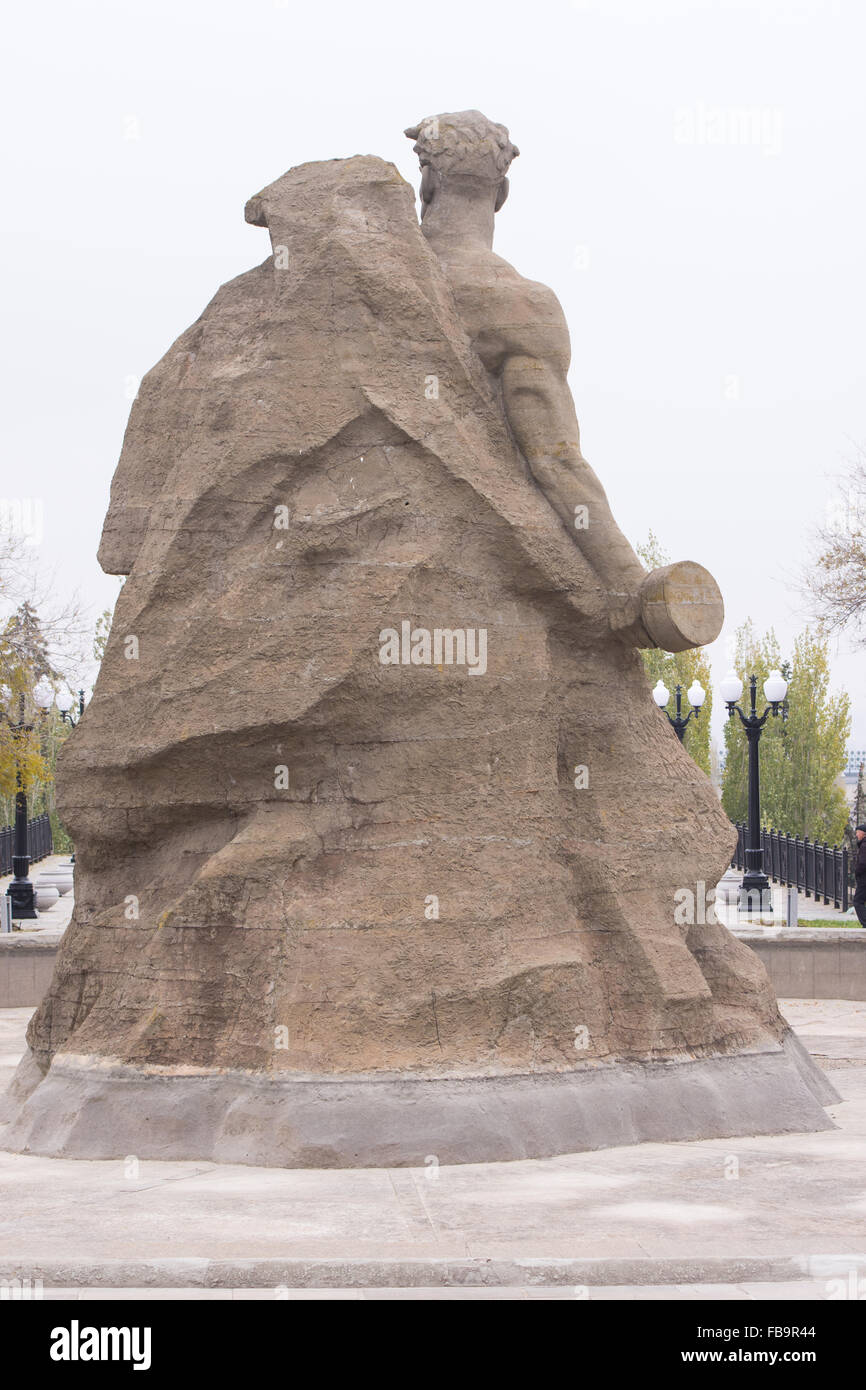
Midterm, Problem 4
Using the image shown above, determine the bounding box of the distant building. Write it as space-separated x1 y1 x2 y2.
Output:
846 750 866 776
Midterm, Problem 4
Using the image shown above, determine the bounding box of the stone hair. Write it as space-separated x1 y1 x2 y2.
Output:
404 109 519 184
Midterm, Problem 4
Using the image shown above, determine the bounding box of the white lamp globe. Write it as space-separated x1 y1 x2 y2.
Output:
32 679 54 711
652 679 670 708
719 671 744 704
56 688 75 714
763 669 788 704
687 680 706 709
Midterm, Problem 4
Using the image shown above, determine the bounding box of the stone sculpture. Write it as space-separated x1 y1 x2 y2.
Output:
0 112 836 1165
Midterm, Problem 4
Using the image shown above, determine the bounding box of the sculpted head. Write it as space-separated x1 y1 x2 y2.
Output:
404 110 519 219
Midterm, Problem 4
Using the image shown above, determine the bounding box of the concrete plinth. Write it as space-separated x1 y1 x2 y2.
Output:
0 1029 837 1168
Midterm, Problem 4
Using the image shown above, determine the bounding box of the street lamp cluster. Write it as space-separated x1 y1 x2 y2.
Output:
720 668 789 909
56 687 86 726
653 665 790 912
652 678 706 742
1 681 87 920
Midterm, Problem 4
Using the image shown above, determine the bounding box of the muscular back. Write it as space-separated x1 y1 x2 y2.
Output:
434 247 571 379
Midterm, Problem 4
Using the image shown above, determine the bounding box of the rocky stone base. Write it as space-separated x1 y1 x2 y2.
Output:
0 1031 838 1168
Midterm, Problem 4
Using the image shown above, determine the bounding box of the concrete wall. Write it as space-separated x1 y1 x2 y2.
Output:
736 929 866 1001
2 931 864 1010
0 936 62 1008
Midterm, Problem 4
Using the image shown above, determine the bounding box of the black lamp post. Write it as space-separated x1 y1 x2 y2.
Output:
1 681 54 920
721 668 789 911
652 678 706 743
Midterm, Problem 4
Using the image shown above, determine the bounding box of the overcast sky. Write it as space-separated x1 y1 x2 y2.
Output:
3 0 864 744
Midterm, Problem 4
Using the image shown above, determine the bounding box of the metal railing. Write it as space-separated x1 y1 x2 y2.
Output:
732 822 849 911
0 813 53 877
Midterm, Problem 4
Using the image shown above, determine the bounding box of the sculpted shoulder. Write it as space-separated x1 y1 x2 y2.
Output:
439 249 571 376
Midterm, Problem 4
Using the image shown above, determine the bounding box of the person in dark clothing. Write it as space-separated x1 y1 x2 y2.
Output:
854 826 866 927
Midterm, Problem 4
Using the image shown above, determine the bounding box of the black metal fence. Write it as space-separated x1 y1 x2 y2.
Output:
732 822 849 911
0 813 53 877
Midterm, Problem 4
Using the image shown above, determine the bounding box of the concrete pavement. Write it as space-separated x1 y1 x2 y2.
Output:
0 854 75 937
0 860 74 1008
716 868 857 927
1 999 865 1298
5 1281 857 1300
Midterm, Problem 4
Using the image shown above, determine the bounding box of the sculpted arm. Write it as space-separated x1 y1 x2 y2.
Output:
500 347 723 650
501 353 648 611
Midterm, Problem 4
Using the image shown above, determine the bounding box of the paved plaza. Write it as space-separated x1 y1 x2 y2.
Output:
1 999 864 1300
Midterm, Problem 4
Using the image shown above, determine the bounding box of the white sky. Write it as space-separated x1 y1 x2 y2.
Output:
3 0 864 743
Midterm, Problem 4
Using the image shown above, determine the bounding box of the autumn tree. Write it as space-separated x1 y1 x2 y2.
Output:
721 622 850 843
0 603 55 817
0 540 92 844
93 608 112 664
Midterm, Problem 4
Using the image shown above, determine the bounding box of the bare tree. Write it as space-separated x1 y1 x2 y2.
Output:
803 451 866 644
0 533 90 679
